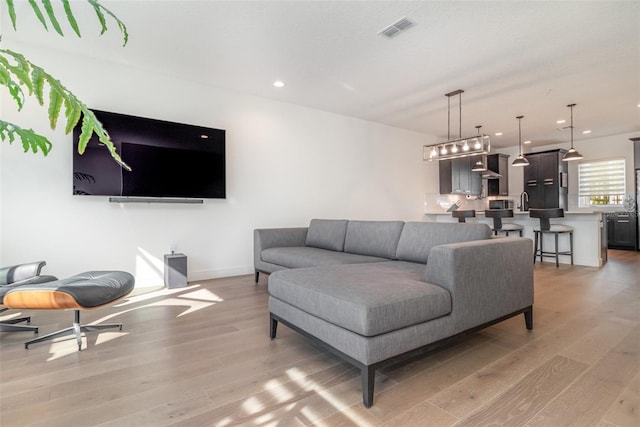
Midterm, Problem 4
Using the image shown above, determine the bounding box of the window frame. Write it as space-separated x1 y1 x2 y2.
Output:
577 157 626 208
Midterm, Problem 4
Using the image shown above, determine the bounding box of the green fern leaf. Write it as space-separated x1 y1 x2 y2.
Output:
48 87 63 129
6 0 17 30
0 64 11 85
87 0 128 46
99 6 129 46
0 63 25 109
0 50 33 93
98 132 130 171
64 97 82 134
27 0 49 30
0 119 53 155
0 2 129 167
77 114 94 154
61 0 82 38
88 0 108 35
7 81 24 109
41 0 64 36
31 66 46 105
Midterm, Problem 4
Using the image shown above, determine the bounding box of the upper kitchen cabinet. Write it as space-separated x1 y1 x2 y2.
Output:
523 149 568 209
633 137 640 169
485 154 510 196
439 156 482 196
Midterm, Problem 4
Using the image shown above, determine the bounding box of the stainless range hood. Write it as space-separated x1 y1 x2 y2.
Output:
482 169 502 179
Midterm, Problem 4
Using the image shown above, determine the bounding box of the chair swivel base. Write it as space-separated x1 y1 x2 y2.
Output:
24 310 122 351
0 308 38 333
0 320 38 333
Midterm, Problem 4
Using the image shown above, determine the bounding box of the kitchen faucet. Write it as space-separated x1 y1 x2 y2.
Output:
520 191 529 211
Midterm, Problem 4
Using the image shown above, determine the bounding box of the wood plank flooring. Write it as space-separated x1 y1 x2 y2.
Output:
1 250 638 426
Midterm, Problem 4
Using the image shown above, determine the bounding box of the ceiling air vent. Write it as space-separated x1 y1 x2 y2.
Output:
378 17 414 38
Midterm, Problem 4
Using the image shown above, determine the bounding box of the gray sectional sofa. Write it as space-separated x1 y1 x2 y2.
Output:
254 219 534 407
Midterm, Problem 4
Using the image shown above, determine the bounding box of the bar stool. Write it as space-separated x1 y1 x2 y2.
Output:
485 209 524 237
452 210 476 223
530 208 574 267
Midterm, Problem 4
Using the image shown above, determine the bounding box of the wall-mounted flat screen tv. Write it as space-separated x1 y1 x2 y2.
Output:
73 110 226 199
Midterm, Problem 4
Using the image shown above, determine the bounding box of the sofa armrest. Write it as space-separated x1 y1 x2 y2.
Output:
423 237 533 334
254 227 309 270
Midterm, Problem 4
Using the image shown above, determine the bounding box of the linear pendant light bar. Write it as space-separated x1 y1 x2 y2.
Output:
424 89 490 161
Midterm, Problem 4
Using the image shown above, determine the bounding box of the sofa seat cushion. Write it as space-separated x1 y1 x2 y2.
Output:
261 247 389 269
269 262 451 337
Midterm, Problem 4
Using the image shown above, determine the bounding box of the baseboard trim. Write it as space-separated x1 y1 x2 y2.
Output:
189 266 254 281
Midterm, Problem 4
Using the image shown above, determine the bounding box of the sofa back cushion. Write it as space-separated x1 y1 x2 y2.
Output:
344 220 405 259
305 219 348 252
395 222 492 264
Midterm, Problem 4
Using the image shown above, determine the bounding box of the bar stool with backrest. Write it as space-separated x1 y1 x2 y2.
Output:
451 210 476 223
485 209 524 237
529 208 574 267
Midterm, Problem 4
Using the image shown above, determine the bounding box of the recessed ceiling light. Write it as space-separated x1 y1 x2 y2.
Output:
495 132 503 136
556 119 566 124
273 81 285 88
523 140 532 144
582 130 592 134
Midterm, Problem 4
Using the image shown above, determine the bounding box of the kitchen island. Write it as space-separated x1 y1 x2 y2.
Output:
424 211 607 267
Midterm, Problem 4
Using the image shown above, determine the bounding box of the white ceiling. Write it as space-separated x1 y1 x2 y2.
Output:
4 1 640 149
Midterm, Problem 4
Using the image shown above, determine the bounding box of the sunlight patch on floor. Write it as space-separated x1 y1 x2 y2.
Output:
284 366 371 426
264 379 295 402
44 330 130 361
241 396 265 414
94 331 129 346
46 341 83 361
214 416 233 427
180 288 224 303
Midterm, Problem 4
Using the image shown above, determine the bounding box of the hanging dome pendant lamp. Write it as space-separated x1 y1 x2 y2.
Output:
562 103 584 161
511 115 529 167
471 125 488 171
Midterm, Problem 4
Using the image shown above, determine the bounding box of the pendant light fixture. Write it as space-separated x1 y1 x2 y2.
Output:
423 89 491 161
511 115 529 167
471 125 488 171
562 103 583 161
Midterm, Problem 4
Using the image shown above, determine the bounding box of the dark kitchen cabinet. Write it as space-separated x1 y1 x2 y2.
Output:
523 149 568 210
633 137 640 169
439 156 482 195
607 212 638 250
486 154 510 196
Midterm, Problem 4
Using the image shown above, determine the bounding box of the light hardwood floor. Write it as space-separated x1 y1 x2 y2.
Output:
1 250 638 426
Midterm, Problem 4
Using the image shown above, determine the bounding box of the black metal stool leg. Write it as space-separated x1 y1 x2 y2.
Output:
533 231 539 263
555 232 559 267
570 231 574 265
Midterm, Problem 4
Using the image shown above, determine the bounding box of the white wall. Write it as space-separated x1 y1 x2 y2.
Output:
0 48 436 287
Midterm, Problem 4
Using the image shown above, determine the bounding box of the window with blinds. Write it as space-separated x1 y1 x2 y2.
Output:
578 158 626 207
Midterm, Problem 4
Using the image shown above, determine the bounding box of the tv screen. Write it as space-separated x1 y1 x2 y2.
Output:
72 110 225 199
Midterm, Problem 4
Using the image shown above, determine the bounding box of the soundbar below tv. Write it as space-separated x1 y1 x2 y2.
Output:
72 110 226 199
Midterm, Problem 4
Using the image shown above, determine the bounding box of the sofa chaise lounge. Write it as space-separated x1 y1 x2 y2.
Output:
254 219 534 407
